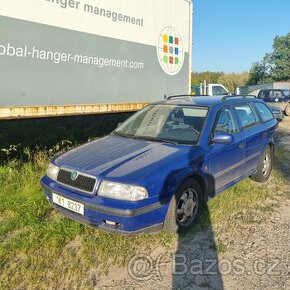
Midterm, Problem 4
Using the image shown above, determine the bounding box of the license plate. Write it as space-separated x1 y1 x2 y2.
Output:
52 193 84 215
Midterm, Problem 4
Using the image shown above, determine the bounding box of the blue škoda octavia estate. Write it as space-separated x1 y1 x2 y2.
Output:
41 96 278 233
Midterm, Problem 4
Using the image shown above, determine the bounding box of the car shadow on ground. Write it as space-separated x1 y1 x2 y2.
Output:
172 204 224 290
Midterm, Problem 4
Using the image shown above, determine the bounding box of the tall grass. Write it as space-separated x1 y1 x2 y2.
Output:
0 152 173 289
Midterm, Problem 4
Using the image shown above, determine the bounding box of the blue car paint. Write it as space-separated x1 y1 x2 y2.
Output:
41 96 278 233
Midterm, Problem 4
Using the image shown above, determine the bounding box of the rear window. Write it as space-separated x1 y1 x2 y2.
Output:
254 102 274 122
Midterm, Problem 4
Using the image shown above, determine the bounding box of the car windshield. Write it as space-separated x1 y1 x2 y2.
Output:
114 105 208 144
282 90 290 97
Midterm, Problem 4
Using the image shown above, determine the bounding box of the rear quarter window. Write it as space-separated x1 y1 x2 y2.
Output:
254 102 274 122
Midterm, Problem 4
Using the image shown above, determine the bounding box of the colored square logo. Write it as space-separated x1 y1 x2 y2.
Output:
163 35 168 43
175 37 179 45
175 47 179 55
169 56 174 64
163 55 168 64
169 46 173 54
169 36 174 44
175 57 179 64
163 45 168 53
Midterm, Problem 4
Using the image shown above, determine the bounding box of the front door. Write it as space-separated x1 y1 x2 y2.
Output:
208 107 246 193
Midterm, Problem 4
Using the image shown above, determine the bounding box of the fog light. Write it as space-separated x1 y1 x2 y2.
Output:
104 220 120 226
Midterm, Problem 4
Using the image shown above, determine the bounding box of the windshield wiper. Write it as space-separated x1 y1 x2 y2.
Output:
113 131 132 138
114 131 178 144
133 135 178 145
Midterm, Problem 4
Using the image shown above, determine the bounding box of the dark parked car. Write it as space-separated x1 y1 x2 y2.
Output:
41 96 278 234
257 89 290 116
268 105 284 122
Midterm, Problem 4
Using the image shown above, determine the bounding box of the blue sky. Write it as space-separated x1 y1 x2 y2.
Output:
192 0 290 73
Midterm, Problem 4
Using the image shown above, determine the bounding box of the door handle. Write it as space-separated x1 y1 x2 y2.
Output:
262 132 267 138
238 142 245 149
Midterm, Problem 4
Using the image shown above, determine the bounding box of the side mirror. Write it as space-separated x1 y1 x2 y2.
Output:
212 132 234 144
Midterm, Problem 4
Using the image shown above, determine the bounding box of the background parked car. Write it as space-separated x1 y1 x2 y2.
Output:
257 89 290 116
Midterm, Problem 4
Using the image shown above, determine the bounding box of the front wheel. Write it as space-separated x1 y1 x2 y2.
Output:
250 146 273 183
163 179 203 234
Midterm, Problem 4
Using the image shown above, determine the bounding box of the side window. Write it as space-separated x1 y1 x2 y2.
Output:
254 102 274 122
214 108 238 134
270 90 282 99
270 91 282 99
259 90 270 99
234 103 260 129
212 86 228 96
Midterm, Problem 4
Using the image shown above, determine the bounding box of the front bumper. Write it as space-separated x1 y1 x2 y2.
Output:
41 176 169 234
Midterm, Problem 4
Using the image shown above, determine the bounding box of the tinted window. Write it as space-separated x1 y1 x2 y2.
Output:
214 108 238 134
254 102 274 122
234 104 259 129
269 90 283 98
282 90 290 97
259 90 270 99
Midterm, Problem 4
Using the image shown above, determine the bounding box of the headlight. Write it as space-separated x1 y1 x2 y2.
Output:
47 163 60 181
98 181 148 201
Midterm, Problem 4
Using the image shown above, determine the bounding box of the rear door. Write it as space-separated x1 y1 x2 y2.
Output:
233 103 266 176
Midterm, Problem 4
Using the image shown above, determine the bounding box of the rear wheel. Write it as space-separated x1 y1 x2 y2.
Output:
164 179 203 234
285 105 290 116
250 146 272 182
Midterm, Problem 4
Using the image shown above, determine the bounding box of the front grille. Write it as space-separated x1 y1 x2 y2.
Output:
57 169 96 193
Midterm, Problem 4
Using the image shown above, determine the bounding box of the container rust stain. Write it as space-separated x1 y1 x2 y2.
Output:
0 103 148 120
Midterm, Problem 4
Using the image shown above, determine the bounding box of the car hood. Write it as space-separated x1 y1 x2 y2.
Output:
54 134 196 184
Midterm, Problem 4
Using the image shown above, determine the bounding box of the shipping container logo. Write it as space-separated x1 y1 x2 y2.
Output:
157 26 184 76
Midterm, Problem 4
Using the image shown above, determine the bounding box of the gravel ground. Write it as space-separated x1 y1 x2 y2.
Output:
96 117 290 290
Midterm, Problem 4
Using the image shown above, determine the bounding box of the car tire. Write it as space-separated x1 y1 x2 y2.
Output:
250 146 273 183
285 105 290 116
163 179 203 234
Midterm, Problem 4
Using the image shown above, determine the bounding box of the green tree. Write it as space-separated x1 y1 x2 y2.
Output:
217 72 249 92
248 32 290 85
247 62 266 85
271 33 290 81
191 71 223 85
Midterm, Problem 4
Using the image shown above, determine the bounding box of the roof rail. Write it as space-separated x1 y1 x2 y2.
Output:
164 94 193 99
164 94 211 99
222 94 256 101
